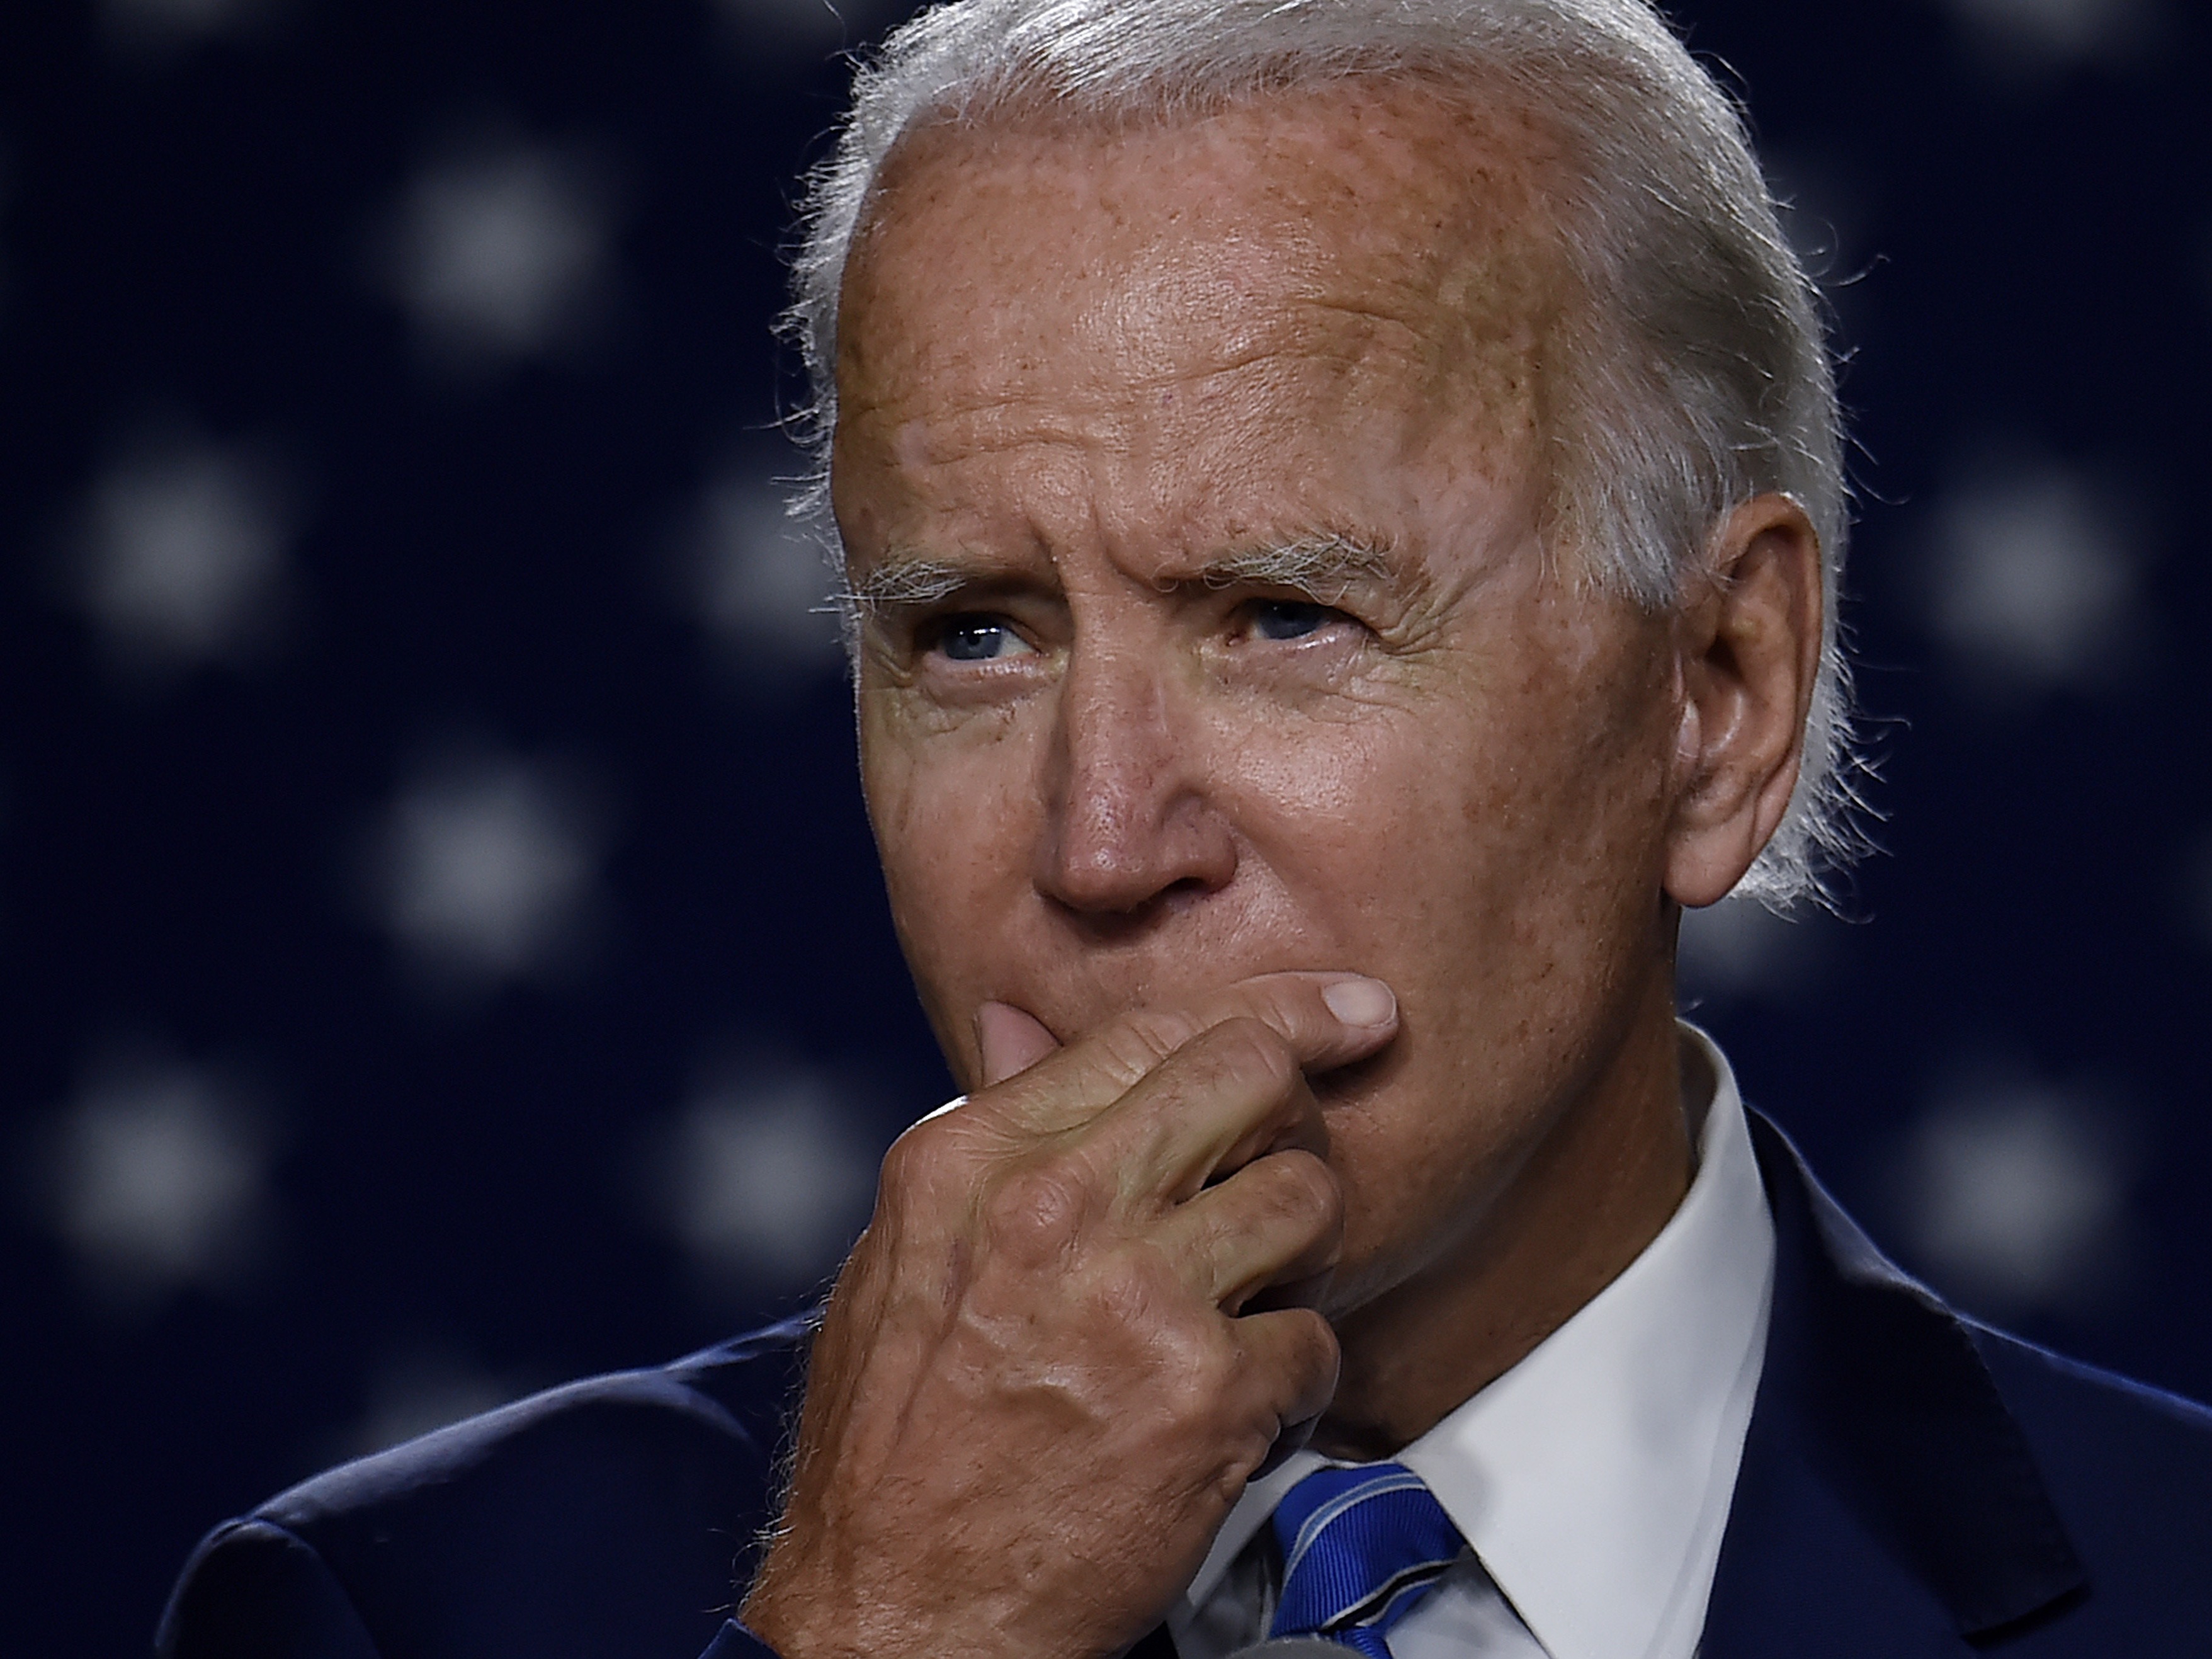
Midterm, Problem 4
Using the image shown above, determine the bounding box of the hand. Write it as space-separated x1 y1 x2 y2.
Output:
739 971 1400 1659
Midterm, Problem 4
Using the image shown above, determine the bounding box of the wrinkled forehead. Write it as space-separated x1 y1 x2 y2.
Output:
834 76 1577 494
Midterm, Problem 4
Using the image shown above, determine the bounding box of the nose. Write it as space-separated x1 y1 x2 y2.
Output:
1034 641 1238 918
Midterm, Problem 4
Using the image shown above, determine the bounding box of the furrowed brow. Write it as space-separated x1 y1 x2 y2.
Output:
1186 535 1398 603
841 535 1401 618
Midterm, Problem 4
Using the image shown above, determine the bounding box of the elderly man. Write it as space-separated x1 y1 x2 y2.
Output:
161 2 2212 1657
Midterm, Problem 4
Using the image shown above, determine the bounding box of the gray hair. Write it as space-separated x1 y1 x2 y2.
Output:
785 0 1863 907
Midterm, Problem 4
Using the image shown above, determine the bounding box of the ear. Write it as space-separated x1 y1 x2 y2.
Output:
1663 493 1824 909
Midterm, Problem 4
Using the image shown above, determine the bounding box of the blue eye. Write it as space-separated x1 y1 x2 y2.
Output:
935 616 1030 661
1247 600 1337 641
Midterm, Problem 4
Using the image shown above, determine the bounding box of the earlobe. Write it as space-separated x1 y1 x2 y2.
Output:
1661 495 1822 909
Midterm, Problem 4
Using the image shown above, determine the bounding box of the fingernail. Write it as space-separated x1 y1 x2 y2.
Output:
1321 977 1395 1027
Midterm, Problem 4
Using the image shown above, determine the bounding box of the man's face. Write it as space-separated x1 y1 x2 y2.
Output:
832 85 1688 1316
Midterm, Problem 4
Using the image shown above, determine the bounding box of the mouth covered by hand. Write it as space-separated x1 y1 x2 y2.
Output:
742 969 1398 1659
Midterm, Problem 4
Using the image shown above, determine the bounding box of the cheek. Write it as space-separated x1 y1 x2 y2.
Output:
1220 725 1394 844
1203 690 1513 906
861 696 1045 950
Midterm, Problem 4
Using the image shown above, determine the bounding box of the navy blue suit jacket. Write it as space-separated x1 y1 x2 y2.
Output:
159 1114 2212 1658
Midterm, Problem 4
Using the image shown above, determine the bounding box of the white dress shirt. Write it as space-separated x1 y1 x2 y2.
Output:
1170 1025 1774 1659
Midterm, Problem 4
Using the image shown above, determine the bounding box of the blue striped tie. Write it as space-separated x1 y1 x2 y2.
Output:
1266 1462 1468 1659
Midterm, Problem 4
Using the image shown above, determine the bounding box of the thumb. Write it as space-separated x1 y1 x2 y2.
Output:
975 1001 1061 1087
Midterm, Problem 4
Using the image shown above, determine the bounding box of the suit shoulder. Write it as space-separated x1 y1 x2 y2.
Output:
165 1315 814 1659
262 1311 812 1537
160 1518 382 1659
1974 1325 2212 1467
1973 1326 2212 1635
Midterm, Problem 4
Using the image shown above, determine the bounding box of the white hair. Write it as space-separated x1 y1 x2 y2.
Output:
785 0 1864 907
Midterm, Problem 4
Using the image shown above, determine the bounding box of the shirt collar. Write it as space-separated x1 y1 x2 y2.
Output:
1181 1023 1774 1659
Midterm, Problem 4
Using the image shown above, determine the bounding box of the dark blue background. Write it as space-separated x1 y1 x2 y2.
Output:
3 2 2208 1653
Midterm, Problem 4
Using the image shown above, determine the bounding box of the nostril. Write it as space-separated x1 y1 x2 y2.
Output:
1035 790 1238 916
1159 874 1224 909
1045 870 1223 938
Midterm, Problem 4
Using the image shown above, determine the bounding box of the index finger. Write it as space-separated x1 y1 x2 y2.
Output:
980 971 1397 1137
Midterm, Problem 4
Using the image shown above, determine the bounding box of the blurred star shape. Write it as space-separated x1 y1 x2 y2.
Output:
1897 1073 2131 1319
32 1053 276 1306
67 433 295 678
376 133 613 373
682 457 846 683
1941 0 2157 70
1921 460 2138 693
105 0 281 50
640 1063 878 1294
361 748 609 994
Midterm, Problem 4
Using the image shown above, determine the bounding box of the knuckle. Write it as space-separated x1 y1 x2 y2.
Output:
1257 1149 1342 1228
1189 1340 1243 1408
1152 1318 1239 1413
1092 1007 1203 1085
1200 1172 1307 1263
980 1158 1092 1262
1196 1017 1298 1090
1246 978 1324 1037
1087 1240 1178 1321
1285 1308 1342 1386
873 1135 921 1209
875 1117 948 1206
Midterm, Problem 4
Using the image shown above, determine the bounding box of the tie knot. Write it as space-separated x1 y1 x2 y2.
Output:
1268 1462 1466 1656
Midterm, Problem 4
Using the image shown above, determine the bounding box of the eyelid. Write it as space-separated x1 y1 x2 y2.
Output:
918 605 1023 634
1215 575 1359 609
920 609 1041 661
1234 592 1362 625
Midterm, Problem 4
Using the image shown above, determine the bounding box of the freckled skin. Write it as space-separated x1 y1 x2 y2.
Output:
743 77 1823 1659
842 84 1694 1447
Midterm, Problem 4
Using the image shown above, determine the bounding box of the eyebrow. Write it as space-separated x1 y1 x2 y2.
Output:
842 533 1399 619
1180 534 1397 603
841 557 971 615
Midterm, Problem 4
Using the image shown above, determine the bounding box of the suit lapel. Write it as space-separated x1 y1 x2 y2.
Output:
1702 1114 2087 1656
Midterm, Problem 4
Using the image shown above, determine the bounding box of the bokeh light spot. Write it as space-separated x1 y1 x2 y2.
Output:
636 1062 877 1297
64 433 295 678
25 1052 276 1308
358 748 610 995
